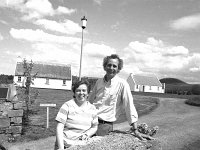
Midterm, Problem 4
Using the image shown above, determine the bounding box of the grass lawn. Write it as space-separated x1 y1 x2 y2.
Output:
15 88 199 143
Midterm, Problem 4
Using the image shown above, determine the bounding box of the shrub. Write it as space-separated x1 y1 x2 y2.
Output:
185 96 200 106
191 84 200 95
0 74 13 84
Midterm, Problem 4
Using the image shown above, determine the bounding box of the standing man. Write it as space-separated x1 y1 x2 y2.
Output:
89 54 143 140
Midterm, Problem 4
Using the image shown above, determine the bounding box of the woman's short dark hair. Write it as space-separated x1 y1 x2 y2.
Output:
72 80 91 95
103 54 123 72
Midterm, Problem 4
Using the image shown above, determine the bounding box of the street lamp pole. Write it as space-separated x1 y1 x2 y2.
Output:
79 16 87 81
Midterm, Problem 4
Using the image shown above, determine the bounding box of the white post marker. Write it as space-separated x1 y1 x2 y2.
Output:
40 103 56 128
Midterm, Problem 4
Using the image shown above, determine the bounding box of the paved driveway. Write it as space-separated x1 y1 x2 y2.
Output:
115 98 200 150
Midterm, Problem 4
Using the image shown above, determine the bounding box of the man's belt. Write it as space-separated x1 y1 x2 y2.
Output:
98 119 113 124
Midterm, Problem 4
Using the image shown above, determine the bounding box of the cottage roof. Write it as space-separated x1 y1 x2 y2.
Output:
131 74 162 87
15 62 71 80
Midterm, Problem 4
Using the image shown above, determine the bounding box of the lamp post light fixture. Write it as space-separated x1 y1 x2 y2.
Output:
79 16 87 81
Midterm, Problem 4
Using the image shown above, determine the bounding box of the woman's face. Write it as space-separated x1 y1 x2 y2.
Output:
74 84 88 104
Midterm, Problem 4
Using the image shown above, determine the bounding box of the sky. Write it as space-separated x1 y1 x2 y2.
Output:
0 0 200 84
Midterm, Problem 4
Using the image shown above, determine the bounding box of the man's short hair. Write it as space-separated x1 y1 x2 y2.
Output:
103 54 123 72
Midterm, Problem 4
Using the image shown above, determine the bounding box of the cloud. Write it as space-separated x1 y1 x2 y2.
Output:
84 43 116 57
93 0 104 5
9 27 115 77
26 42 114 77
119 37 200 83
170 13 200 30
111 21 120 32
22 0 76 20
190 67 200 72
79 43 117 77
10 28 80 44
31 43 79 63
122 37 190 75
188 53 200 73
0 20 8 25
0 0 25 7
34 19 81 35
0 33 3 40
0 0 76 20
56 6 76 15
128 37 188 56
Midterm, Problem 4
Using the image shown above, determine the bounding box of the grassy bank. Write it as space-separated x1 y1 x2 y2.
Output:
13 88 199 143
14 88 159 143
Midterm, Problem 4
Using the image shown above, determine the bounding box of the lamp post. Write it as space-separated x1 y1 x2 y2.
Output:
79 16 87 81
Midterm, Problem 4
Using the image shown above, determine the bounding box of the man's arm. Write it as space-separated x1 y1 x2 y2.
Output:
122 81 138 125
122 81 145 140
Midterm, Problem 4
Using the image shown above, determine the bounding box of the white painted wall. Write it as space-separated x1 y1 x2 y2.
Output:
14 76 72 90
127 74 165 93
143 85 164 93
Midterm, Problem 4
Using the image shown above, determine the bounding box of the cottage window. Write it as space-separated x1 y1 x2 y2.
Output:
18 76 21 82
45 78 49 85
63 79 66 86
32 78 34 85
149 86 152 90
136 85 139 89
158 87 160 91
162 83 165 89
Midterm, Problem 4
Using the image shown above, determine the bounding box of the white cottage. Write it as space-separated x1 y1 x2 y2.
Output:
14 62 72 90
127 73 165 93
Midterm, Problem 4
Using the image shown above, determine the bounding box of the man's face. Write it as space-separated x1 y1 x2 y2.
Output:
105 58 119 78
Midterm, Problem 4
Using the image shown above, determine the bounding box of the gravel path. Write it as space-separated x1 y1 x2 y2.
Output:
8 97 200 150
114 98 200 150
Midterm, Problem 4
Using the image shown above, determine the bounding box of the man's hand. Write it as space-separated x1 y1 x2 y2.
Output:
130 125 155 141
78 133 89 141
132 129 146 141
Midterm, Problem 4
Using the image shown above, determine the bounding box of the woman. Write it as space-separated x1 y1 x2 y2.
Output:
55 80 98 150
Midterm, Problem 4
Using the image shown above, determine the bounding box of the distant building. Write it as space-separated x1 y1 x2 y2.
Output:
127 73 165 93
14 62 72 90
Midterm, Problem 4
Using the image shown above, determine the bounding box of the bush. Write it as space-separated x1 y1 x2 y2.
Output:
185 96 200 106
191 84 200 95
0 74 13 84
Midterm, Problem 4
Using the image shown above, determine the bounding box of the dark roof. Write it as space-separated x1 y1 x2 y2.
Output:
131 74 162 87
15 62 71 80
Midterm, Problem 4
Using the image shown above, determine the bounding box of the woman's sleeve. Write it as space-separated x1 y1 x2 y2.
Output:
84 106 98 137
55 103 69 124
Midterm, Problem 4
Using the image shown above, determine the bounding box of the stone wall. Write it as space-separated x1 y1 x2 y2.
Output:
67 131 162 150
0 84 24 142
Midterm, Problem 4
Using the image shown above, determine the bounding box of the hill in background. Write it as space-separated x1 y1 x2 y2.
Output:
160 78 200 95
160 78 187 85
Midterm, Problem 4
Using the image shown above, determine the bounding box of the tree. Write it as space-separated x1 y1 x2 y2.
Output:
21 59 38 120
